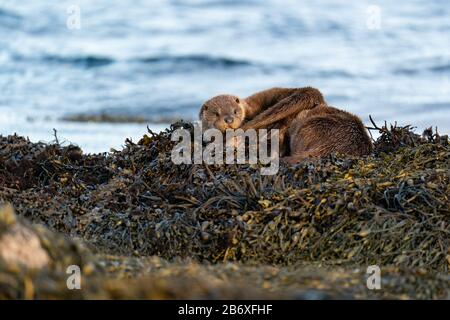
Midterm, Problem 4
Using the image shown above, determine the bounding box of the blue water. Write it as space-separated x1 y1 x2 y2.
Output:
1 0 449 153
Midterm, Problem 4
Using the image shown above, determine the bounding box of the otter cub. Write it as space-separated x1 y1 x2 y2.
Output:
200 87 324 132
200 87 325 155
199 95 247 132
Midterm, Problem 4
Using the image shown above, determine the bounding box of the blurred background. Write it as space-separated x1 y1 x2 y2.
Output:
0 0 449 153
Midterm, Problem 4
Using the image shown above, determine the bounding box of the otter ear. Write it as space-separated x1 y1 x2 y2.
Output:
235 98 240 103
199 105 207 118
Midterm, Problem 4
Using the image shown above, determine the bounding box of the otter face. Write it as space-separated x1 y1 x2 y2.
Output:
199 95 245 132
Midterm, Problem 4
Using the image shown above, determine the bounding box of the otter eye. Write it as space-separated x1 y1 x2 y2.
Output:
215 112 220 117
235 98 240 103
234 109 238 115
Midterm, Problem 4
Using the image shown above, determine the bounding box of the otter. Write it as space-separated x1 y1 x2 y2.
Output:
199 87 325 132
199 87 373 162
199 87 325 154
199 94 246 132
282 104 373 163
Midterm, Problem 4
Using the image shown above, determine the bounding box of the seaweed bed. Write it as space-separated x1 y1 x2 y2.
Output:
0 121 449 299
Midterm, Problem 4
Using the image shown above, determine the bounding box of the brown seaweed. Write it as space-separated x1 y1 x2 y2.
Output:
0 120 449 299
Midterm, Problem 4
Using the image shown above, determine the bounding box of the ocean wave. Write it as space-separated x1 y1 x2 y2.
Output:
429 63 450 73
11 53 115 68
0 8 21 19
11 53 253 70
394 62 450 75
0 8 22 29
42 55 115 68
137 54 253 68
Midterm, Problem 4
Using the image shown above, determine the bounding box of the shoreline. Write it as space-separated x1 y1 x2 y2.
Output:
0 121 449 299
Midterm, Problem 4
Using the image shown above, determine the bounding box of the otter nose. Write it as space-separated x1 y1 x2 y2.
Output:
224 116 234 124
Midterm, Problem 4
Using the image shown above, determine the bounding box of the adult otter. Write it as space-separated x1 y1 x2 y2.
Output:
199 87 372 162
282 105 373 163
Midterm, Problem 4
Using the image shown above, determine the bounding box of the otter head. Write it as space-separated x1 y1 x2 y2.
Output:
199 95 246 132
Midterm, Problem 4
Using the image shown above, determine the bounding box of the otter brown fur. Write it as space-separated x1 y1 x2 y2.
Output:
199 87 325 154
199 87 325 130
282 104 373 163
199 95 246 132
199 87 373 162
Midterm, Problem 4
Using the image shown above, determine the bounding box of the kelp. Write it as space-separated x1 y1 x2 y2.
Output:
0 121 449 299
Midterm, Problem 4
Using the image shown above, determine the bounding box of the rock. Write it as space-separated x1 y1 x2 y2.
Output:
0 205 50 270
